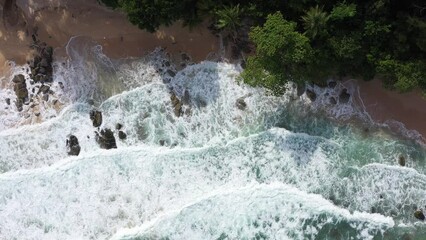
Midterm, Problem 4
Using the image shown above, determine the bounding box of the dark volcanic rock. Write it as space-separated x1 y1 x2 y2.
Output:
339 89 351 104
181 52 191 62
5 98 10 105
95 128 117 149
118 131 127 140
38 85 50 95
12 74 25 84
296 84 305 97
235 98 247 110
66 135 81 156
306 89 316 102
182 90 191 105
414 210 425 220
90 110 103 127
115 123 123 130
329 97 337 105
42 94 49 102
328 81 337 88
167 69 176 77
12 74 28 108
42 50 53 63
40 58 49 68
38 67 46 74
170 92 182 117
398 155 406 166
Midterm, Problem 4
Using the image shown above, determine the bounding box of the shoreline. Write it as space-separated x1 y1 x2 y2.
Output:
0 0 221 70
357 79 426 144
1 0 425 144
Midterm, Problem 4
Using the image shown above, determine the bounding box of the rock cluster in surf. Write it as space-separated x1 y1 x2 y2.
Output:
66 135 81 156
9 31 61 116
303 80 352 107
414 209 425 221
95 128 117 149
66 110 129 155
90 110 103 127
12 74 28 111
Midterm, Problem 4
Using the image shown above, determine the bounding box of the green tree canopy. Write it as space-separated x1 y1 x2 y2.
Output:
242 12 312 92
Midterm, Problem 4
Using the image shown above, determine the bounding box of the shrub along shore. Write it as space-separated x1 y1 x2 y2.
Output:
102 0 426 93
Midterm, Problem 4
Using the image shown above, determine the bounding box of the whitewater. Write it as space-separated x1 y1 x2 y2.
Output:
1 37 425 239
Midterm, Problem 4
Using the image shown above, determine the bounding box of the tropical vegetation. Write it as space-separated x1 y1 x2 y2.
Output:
100 0 426 93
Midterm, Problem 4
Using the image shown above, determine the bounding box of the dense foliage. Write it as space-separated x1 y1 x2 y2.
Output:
101 0 426 93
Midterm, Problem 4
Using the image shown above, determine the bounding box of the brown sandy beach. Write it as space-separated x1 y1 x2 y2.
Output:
0 0 220 70
357 79 426 141
1 0 425 141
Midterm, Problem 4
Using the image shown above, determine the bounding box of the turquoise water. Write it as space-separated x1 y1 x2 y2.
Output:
0 38 425 239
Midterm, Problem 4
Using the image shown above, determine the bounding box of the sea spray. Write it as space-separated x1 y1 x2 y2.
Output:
1 38 426 239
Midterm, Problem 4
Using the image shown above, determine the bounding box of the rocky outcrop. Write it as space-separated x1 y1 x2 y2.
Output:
170 92 182 117
95 128 117 149
339 89 350 104
306 89 316 102
66 135 81 156
328 81 337 88
90 110 103 127
12 74 28 111
118 131 127 140
166 69 176 77
235 97 247 110
398 155 406 166
37 85 50 95
414 209 425 220
28 30 54 84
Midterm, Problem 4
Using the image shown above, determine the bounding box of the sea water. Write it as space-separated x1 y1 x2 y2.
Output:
0 37 425 239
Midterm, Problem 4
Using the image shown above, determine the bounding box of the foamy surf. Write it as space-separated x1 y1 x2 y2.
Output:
1 37 426 239
111 182 394 240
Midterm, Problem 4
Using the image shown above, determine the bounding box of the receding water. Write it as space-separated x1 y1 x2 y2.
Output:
0 37 425 240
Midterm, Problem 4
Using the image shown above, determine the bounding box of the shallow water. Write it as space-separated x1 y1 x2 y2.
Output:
1 38 425 239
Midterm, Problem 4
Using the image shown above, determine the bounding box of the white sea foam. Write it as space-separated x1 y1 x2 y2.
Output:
0 60 290 173
1 38 426 240
112 182 394 240
0 127 424 239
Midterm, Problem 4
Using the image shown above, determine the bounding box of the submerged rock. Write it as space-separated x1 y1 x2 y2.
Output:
306 89 316 102
115 123 123 130
329 97 337 105
95 128 117 149
66 135 81 156
12 74 28 111
339 89 350 104
328 81 337 88
170 92 182 117
296 84 305 97
182 90 191 105
167 69 176 77
414 209 425 220
398 155 406 166
118 130 127 140
181 52 191 62
5 98 10 105
90 110 103 127
37 85 50 95
235 98 247 110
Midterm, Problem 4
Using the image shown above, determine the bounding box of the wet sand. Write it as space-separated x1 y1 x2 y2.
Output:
1 0 426 141
0 0 220 70
357 79 426 140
